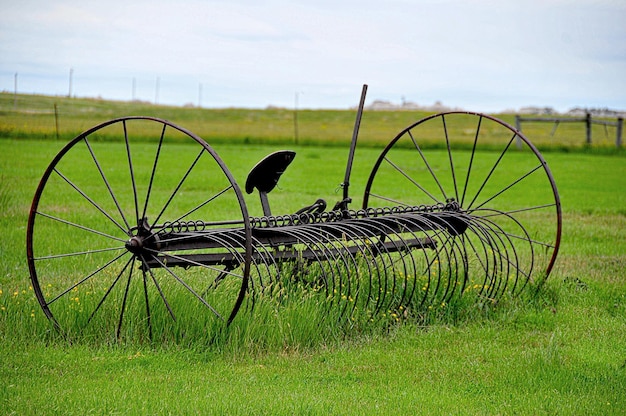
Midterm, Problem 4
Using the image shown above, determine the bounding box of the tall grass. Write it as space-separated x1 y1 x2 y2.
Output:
1 96 625 414
0 147 605 351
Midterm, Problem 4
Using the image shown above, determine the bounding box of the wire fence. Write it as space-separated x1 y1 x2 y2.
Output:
2 92 624 149
515 113 623 148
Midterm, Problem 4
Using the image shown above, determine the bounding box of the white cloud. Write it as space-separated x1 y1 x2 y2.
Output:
1 0 624 111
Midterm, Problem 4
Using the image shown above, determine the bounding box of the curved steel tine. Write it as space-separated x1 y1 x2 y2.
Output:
473 212 531 296
327 221 383 321
466 219 501 301
465 214 521 302
279 225 341 294
245 237 279 316
266 224 349 324
354 217 421 317
478 220 513 300
477 218 514 300
404 213 455 310
313 223 366 322
346 219 403 319
477 209 537 293
426 213 477 304
451 216 494 301
413 213 459 306
426 216 459 308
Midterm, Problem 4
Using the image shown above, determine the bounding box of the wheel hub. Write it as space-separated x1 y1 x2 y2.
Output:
125 236 144 254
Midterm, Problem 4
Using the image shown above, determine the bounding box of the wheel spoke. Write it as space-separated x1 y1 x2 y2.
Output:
167 185 233 225
150 148 205 231
460 115 482 207
141 254 177 321
52 168 129 236
46 251 129 306
485 227 556 250
468 164 544 212
141 265 152 339
123 120 140 227
368 192 412 207
382 156 440 204
117 256 135 339
408 129 448 201
83 138 132 232
141 123 166 221
465 132 516 211
442 115 459 202
202 264 238 297
473 203 557 218
144 246 246 280
149 254 225 321
87 256 134 325
35 211 126 243
34 245 126 261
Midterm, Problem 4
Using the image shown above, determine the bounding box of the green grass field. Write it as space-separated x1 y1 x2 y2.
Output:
1 94 625 414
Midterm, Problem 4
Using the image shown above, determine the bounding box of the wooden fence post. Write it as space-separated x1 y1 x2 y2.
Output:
514 115 522 149
617 117 623 148
585 112 592 145
54 104 60 141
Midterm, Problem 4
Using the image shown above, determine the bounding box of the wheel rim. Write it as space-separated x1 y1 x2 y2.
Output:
363 112 561 297
27 117 251 339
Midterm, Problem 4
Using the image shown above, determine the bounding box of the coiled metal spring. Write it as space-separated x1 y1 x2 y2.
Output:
250 202 457 229
158 202 460 234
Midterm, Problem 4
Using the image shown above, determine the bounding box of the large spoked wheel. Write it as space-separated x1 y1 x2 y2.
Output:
363 112 561 299
27 117 252 340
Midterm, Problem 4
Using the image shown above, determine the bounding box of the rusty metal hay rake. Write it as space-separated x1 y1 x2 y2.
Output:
27 85 561 337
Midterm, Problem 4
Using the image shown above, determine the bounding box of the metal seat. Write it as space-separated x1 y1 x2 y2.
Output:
245 150 296 215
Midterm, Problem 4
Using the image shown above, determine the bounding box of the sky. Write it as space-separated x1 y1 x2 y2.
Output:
1 0 625 113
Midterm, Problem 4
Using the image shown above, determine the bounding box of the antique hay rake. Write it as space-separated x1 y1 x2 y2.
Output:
27 85 561 337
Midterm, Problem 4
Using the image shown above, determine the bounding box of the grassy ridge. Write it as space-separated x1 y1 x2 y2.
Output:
2 92 620 150
1 94 625 414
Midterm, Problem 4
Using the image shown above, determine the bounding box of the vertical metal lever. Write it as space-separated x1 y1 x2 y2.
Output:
335 84 368 211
